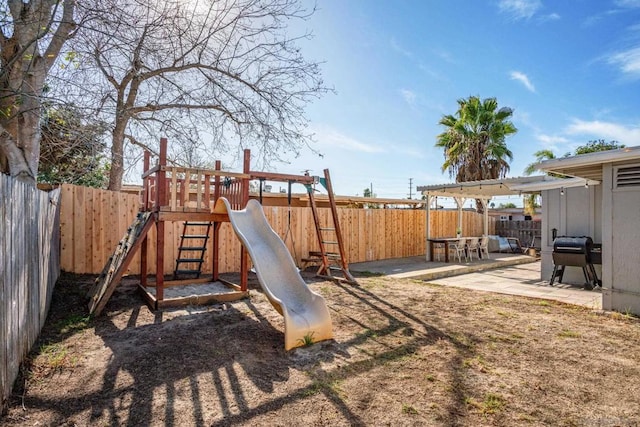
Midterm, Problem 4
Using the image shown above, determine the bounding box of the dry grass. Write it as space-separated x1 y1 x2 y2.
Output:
3 272 640 426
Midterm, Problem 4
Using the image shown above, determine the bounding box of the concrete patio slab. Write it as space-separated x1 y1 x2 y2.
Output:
351 253 538 281
350 256 602 309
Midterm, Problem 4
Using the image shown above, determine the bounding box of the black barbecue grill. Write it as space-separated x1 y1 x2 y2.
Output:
549 236 601 290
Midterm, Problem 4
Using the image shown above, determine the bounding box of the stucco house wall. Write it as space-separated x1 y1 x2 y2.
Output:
540 184 602 286
539 150 640 314
602 162 640 314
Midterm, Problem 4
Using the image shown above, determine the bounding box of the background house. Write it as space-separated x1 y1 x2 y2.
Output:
488 207 541 221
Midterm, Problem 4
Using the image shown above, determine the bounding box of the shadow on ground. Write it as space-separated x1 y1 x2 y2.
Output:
5 270 487 426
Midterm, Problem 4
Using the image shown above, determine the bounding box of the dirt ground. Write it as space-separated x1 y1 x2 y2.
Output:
3 271 640 427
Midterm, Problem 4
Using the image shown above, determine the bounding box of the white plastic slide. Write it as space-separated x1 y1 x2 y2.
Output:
216 198 334 350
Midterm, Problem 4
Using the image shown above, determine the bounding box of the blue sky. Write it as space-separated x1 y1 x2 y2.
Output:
271 0 640 203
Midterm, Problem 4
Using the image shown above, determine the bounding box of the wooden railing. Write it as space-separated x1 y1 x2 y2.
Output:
142 139 250 212
218 176 246 210
144 169 249 212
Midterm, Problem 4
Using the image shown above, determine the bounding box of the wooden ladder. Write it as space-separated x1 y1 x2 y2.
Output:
306 169 358 285
173 221 212 279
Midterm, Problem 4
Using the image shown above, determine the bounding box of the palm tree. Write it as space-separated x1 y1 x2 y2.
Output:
523 193 540 217
436 96 517 212
523 149 556 175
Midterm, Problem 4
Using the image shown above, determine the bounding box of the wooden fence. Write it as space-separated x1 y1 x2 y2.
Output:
495 220 541 248
60 184 494 275
1 175 60 411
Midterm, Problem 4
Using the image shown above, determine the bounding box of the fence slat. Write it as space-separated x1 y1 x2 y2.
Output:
0 176 7 405
58 184 496 275
1 175 60 411
495 220 541 246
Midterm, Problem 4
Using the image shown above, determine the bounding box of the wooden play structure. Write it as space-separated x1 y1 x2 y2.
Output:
88 138 356 315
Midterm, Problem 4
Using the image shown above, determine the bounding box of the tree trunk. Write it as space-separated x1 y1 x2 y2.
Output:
108 119 127 191
0 61 45 186
0 128 36 185
0 0 76 186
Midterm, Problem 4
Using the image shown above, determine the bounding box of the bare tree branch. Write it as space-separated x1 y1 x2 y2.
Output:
43 0 76 71
53 0 330 190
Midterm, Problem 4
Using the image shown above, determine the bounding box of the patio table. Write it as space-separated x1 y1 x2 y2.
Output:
427 237 461 263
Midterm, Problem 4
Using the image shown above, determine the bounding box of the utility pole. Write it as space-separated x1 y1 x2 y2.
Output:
408 178 413 199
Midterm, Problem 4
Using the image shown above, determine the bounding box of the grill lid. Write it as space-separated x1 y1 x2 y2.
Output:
553 236 594 254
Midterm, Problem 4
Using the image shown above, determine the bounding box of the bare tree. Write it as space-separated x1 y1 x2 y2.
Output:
0 0 75 185
58 0 329 191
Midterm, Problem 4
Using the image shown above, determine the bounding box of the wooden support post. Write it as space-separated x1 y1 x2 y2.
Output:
214 160 221 201
454 197 464 236
212 222 220 281
240 149 251 290
155 138 168 303
156 138 168 210
240 249 248 291
212 160 221 278
156 219 164 303
482 198 490 236
425 194 431 262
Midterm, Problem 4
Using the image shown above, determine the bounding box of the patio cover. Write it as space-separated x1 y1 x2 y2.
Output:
417 175 596 260
535 145 640 181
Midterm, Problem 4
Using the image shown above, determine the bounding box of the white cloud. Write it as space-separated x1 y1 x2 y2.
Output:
390 38 412 58
541 12 561 21
606 46 640 78
312 125 385 153
537 134 570 145
509 71 536 92
564 119 640 144
534 134 569 154
432 48 455 64
615 0 640 8
498 0 542 20
400 89 417 105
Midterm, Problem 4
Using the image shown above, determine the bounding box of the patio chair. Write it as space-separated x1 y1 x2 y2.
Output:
432 242 445 261
507 237 525 254
449 238 468 263
466 237 480 261
479 235 490 259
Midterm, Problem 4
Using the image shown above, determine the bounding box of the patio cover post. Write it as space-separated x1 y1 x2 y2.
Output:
454 197 464 235
425 195 431 261
481 198 489 236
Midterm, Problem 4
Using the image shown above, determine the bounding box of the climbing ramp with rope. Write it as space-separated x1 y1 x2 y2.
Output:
88 212 153 315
